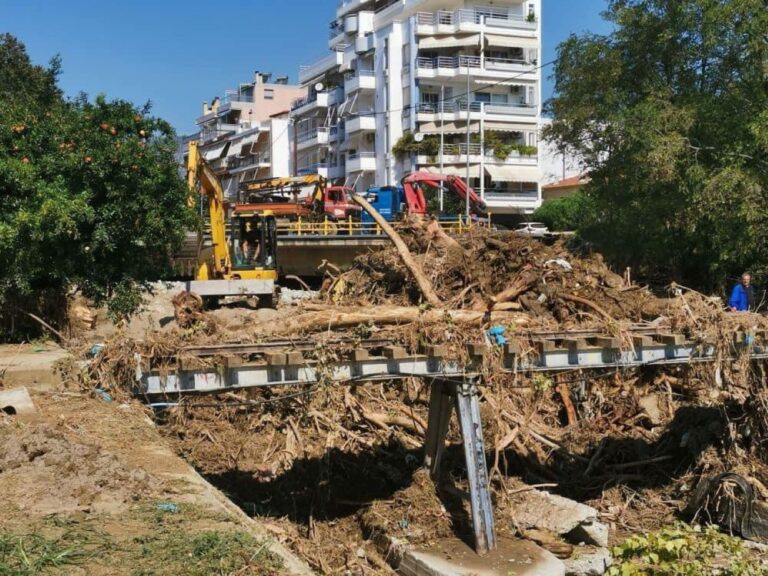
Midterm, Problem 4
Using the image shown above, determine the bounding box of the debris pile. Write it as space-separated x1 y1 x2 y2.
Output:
80 224 768 573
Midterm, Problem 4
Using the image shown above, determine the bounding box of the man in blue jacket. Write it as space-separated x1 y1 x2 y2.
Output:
729 273 754 311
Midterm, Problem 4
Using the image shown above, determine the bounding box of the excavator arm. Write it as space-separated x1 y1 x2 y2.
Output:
187 141 231 276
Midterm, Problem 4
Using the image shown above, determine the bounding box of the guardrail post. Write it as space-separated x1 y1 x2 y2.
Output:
323 216 329 235
348 215 353 235
297 216 303 236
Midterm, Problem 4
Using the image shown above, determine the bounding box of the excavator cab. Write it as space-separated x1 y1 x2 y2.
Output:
230 210 278 272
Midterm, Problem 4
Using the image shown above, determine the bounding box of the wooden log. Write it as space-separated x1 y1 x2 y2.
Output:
352 194 442 307
276 305 530 334
559 293 615 322
486 271 538 311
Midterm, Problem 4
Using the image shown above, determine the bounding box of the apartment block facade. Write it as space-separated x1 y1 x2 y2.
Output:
292 0 542 215
196 72 304 198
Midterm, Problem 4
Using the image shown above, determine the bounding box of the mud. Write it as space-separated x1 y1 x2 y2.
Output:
0 423 153 515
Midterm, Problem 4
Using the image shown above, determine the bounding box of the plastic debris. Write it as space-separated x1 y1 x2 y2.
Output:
157 502 179 513
545 258 573 271
94 388 112 403
486 325 507 346
88 343 105 357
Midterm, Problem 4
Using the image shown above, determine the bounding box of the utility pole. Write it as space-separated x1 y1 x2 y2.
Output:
439 84 445 212
480 102 485 202
465 67 471 220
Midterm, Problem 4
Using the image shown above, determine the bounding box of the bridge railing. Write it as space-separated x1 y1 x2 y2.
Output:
275 215 493 237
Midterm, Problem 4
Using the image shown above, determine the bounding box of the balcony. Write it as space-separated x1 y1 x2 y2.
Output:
228 153 271 175
416 143 537 166
328 22 346 48
345 69 375 93
416 8 537 35
345 114 376 134
415 101 538 122
355 34 374 54
337 0 371 18
347 151 376 172
297 127 330 150
299 51 344 84
329 125 345 142
415 55 538 81
484 189 541 212
291 87 344 115
328 161 346 180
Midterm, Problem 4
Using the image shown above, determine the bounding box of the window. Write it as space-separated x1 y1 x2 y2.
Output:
474 92 491 103
491 93 508 104
421 92 439 105
264 89 274 100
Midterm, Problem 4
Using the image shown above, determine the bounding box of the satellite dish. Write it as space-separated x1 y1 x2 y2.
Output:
413 133 425 143
314 82 325 92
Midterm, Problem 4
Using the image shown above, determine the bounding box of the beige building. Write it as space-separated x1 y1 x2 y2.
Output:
195 72 304 198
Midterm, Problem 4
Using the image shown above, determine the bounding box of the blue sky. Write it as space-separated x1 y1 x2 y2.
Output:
1 0 611 134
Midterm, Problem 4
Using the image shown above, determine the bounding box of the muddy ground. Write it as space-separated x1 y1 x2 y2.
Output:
0 383 303 575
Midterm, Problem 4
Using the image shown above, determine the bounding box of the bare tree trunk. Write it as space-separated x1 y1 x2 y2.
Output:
277 305 530 334
352 194 442 307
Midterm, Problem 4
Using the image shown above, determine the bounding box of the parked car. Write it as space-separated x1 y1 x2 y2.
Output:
514 222 550 238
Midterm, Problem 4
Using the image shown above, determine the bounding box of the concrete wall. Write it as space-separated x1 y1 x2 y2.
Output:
251 84 305 122
270 117 293 177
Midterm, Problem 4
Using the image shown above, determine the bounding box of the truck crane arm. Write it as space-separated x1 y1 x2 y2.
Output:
187 140 231 276
401 172 487 215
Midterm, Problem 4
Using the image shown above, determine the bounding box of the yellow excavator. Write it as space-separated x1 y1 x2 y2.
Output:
186 141 278 306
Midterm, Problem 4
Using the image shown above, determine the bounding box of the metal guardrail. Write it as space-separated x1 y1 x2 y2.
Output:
275 215 492 237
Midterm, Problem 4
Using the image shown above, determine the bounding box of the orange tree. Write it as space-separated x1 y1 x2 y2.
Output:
0 34 196 332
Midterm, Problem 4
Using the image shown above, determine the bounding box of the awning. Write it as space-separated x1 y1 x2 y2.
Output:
202 141 229 161
485 165 540 182
419 121 480 134
420 34 481 49
485 34 538 49
483 121 535 132
234 132 265 156
421 165 481 177
228 141 243 157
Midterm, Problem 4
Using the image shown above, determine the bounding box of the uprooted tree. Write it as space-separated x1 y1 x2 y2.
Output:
545 0 768 290
0 34 197 336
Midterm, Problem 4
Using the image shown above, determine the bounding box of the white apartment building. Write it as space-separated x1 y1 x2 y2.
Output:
292 0 543 216
196 72 303 199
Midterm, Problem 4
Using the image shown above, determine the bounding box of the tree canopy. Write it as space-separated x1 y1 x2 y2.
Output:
545 0 768 289
0 34 196 331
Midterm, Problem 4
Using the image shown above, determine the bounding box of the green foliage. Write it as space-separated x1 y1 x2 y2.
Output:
545 0 768 290
608 523 767 575
0 34 197 327
472 130 537 159
392 132 440 160
0 525 107 574
533 190 595 231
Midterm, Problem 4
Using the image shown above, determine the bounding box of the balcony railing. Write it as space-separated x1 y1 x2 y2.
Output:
415 101 536 115
346 69 375 79
416 8 534 28
329 22 344 39
223 90 253 104
297 127 329 144
298 163 328 176
416 55 481 70
291 95 315 111
436 143 537 159
229 153 271 170
348 151 375 160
